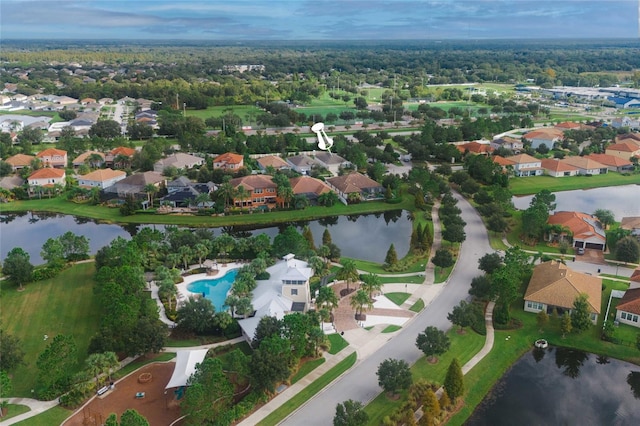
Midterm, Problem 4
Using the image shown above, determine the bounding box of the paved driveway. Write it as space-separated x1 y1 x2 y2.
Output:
281 192 493 425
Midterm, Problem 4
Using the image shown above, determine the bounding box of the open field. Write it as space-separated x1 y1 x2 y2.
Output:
185 105 262 122
0 262 101 396
16 406 73 426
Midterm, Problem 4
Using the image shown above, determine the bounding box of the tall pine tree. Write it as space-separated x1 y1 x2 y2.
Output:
385 244 398 267
444 358 464 401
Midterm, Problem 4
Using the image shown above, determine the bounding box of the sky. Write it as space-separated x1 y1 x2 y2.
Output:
1 0 638 41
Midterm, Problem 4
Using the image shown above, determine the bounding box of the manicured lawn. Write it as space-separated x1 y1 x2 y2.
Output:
434 265 453 283
348 256 427 275
185 105 262 122
409 299 425 313
0 404 30 421
364 329 485 425
0 262 101 396
327 333 349 355
12 406 72 426
290 357 326 384
384 292 411 306
257 352 357 426
509 172 640 196
382 325 402 333
0 195 413 227
378 275 425 284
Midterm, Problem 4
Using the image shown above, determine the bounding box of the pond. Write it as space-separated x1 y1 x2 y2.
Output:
0 210 411 265
467 346 640 425
512 184 640 219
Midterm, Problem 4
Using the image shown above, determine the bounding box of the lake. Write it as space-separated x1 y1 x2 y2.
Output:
467 347 640 425
512 184 640 220
0 210 411 264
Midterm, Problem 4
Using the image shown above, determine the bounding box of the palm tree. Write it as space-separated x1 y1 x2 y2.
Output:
315 286 339 319
337 259 359 293
350 289 373 318
224 294 240 317
113 154 130 169
158 279 178 311
277 185 294 208
215 182 235 210
143 183 158 208
178 245 193 270
360 273 383 299
87 153 104 169
308 256 327 278
235 296 254 318
193 243 209 267
347 192 361 204
235 185 250 211
166 253 181 270
194 192 211 209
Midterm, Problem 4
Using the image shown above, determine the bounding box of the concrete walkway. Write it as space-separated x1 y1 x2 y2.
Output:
0 398 59 425
461 301 495 375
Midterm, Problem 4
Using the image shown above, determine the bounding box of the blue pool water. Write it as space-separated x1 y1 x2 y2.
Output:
186 269 238 312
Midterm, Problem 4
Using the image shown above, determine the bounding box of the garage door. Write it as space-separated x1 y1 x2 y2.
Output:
585 242 604 250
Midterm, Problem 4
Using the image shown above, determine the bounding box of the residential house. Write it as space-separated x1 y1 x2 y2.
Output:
72 151 105 168
455 141 494 156
229 175 277 209
547 211 606 251
36 148 67 168
0 175 24 190
5 153 35 170
289 176 332 204
78 168 126 189
286 154 316 175
161 176 215 208
256 155 291 172
620 217 640 239
524 260 601 323
522 128 564 150
326 172 384 204
554 121 583 131
559 156 608 175
615 287 640 328
540 158 578 177
213 152 244 170
238 254 312 344
505 153 543 177
605 140 640 161
27 167 66 187
104 171 165 199
584 153 633 173
630 269 640 290
105 146 136 168
153 153 204 173
312 152 352 175
611 116 640 130
492 155 516 173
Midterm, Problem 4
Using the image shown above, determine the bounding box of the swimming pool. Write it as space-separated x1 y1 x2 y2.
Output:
186 269 239 312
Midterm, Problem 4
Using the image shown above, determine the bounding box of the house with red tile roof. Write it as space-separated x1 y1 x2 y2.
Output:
213 152 244 170
78 168 126 189
522 128 564 150
554 121 583 131
27 167 65 187
492 155 516 169
584 153 633 172
524 260 601 323
72 151 105 168
326 172 383 204
256 155 291 172
36 148 67 168
559 156 608 175
605 140 640 161
505 153 543 177
630 268 640 290
455 141 494 156
540 158 578 177
289 176 332 204
547 211 606 251
229 175 277 209
105 146 136 168
5 153 35 170
490 136 523 153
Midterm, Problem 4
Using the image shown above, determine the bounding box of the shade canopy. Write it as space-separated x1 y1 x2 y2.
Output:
165 349 208 389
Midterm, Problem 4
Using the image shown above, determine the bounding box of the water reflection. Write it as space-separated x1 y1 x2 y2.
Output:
468 347 640 425
1 210 411 264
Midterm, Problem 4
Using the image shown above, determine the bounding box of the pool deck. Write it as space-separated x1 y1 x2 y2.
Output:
151 261 243 326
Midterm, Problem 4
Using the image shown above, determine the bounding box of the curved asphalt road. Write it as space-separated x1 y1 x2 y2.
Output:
282 192 493 426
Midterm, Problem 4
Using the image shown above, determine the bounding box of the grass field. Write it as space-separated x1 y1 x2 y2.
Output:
184 105 262 123
384 292 411 306
327 333 349 355
290 357 326 384
0 404 30 421
409 299 425 312
382 325 402 333
509 172 640 196
257 352 357 426
378 274 424 284
14 406 73 426
0 262 101 396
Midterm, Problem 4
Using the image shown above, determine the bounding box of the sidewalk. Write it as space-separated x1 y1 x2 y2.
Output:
0 398 59 426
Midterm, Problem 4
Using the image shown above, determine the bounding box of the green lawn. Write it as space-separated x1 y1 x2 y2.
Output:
434 265 454 283
409 299 425 313
382 325 402 333
11 406 72 426
0 404 30 421
185 105 262 122
378 275 425 284
509 172 640 196
290 357 326 384
384 292 411 306
257 352 357 426
327 333 349 355
0 262 101 396
0 194 413 228
364 329 485 425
